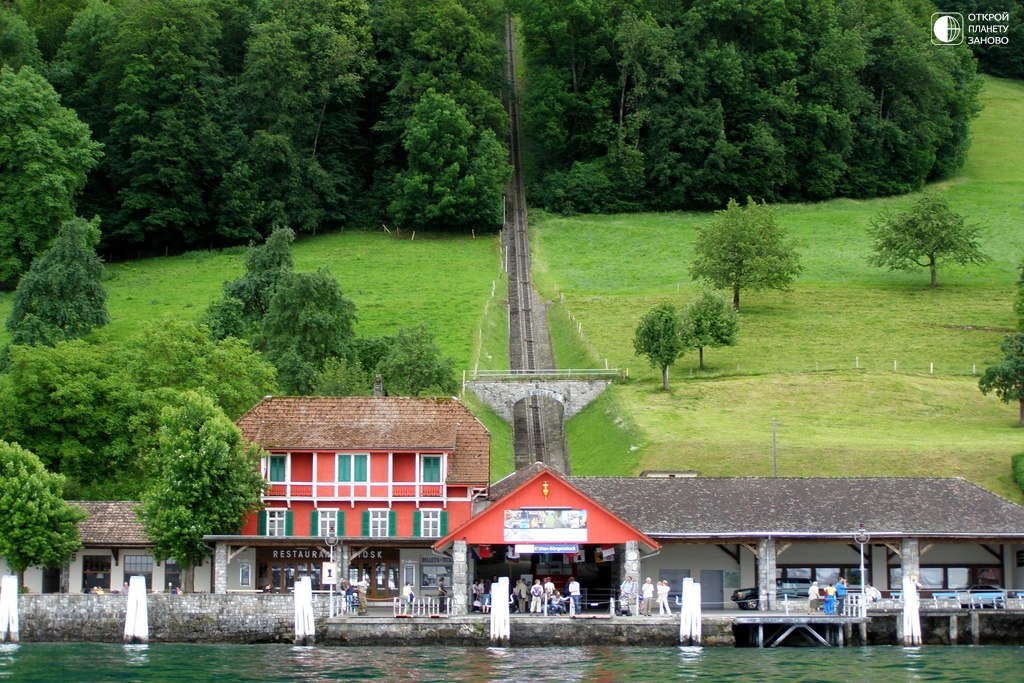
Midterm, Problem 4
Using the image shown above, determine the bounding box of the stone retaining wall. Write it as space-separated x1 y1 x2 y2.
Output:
12 596 1024 646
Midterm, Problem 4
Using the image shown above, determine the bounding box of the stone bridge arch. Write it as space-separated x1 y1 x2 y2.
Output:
465 378 612 423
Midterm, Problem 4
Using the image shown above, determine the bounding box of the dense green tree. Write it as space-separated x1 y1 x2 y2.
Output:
389 89 509 232
221 227 295 323
680 290 738 371
376 325 458 396
232 0 372 236
0 439 86 587
867 193 989 288
262 268 358 394
690 198 802 311
313 356 373 396
0 321 274 497
1 6 45 70
139 390 267 592
100 0 238 253
6 217 108 346
0 65 101 283
979 333 1024 427
633 302 683 390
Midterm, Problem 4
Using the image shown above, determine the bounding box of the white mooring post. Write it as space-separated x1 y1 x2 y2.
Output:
1 575 19 643
489 577 510 642
679 578 702 646
293 576 315 646
122 575 149 644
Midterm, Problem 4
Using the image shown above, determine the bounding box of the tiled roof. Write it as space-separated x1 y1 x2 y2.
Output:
487 461 547 501
568 477 1024 538
236 396 490 484
72 501 150 546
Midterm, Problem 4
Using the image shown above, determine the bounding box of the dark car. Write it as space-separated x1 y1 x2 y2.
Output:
731 579 812 610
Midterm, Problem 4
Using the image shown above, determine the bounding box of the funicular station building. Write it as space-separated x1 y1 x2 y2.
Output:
11 395 1024 620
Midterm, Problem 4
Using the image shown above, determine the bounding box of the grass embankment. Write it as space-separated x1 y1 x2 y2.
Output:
532 76 1024 501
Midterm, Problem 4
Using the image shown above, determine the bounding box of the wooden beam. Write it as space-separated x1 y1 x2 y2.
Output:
717 544 740 564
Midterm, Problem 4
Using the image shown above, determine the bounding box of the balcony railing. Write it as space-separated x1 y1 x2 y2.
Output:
265 480 447 503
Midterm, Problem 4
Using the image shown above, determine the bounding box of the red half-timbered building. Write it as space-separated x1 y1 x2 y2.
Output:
206 396 489 600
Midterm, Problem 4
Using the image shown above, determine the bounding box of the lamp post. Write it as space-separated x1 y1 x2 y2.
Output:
325 526 338 618
855 523 870 615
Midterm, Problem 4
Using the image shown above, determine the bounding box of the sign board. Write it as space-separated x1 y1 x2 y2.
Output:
322 561 338 585
514 544 579 554
502 508 588 543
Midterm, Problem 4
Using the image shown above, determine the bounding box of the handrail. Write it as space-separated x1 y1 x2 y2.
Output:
469 369 624 380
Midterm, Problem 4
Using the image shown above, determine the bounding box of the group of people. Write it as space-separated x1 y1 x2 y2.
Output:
620 576 673 616
806 577 881 615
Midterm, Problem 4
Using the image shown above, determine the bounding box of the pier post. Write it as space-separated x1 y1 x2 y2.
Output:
757 538 777 611
453 540 469 616
214 542 228 594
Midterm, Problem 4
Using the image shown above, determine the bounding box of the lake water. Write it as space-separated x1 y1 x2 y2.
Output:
1 643 1022 682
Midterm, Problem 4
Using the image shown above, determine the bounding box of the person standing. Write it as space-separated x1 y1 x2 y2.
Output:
807 581 821 614
436 577 449 613
401 582 415 615
530 579 544 613
567 576 581 614
823 583 837 616
619 575 636 615
357 575 368 615
657 580 671 615
641 577 655 616
836 577 847 616
516 577 529 613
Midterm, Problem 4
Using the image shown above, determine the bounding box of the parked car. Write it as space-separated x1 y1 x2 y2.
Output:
731 579 813 610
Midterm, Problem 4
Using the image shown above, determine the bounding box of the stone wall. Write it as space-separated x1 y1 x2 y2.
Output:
18 594 329 643
13 596 1024 646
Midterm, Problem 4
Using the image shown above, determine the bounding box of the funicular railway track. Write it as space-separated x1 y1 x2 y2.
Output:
502 14 568 473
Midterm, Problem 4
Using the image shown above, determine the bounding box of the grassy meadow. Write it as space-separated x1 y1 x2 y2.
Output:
0 76 1021 499
531 76 1024 501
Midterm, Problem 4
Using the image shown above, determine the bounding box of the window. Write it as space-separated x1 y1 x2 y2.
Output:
82 555 112 592
421 455 442 483
267 509 288 537
316 509 339 537
369 510 390 537
338 453 368 482
124 555 154 591
268 455 286 482
420 510 442 537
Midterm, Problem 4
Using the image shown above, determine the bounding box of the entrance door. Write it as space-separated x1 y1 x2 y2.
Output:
700 569 724 610
350 548 399 600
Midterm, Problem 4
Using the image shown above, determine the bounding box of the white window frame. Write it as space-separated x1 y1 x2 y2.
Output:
318 509 339 537
369 509 390 538
420 509 442 537
267 509 288 537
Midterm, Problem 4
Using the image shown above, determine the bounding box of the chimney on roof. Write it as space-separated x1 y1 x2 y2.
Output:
373 374 383 398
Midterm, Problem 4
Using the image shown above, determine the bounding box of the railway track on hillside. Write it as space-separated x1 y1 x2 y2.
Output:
502 14 569 474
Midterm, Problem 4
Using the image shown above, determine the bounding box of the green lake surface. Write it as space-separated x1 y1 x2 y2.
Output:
2 643 1023 682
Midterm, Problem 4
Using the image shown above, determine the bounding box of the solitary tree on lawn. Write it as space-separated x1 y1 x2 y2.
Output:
690 197 802 311
633 302 683 390
979 333 1024 427
867 192 989 288
680 290 738 370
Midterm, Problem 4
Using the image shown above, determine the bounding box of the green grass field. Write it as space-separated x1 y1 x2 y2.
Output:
531 76 1024 501
0 77 1020 500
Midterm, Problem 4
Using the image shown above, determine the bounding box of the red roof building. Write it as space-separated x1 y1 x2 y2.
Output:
206 396 490 600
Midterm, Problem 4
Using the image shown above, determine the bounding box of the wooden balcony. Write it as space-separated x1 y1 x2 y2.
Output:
263 480 448 503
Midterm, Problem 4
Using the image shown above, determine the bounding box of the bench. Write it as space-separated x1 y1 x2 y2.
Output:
965 591 1005 609
929 591 960 609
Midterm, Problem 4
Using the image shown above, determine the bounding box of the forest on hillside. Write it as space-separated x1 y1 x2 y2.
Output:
3 1 1021 280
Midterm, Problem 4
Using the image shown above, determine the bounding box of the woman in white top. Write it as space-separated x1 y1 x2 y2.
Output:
657 580 671 615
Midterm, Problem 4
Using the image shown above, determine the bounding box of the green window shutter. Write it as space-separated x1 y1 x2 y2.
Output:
310 510 319 536
413 511 421 538
440 511 449 536
389 510 397 537
361 511 370 536
285 511 294 536
258 511 267 536
337 511 345 536
354 455 368 482
338 454 350 482
269 456 286 482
